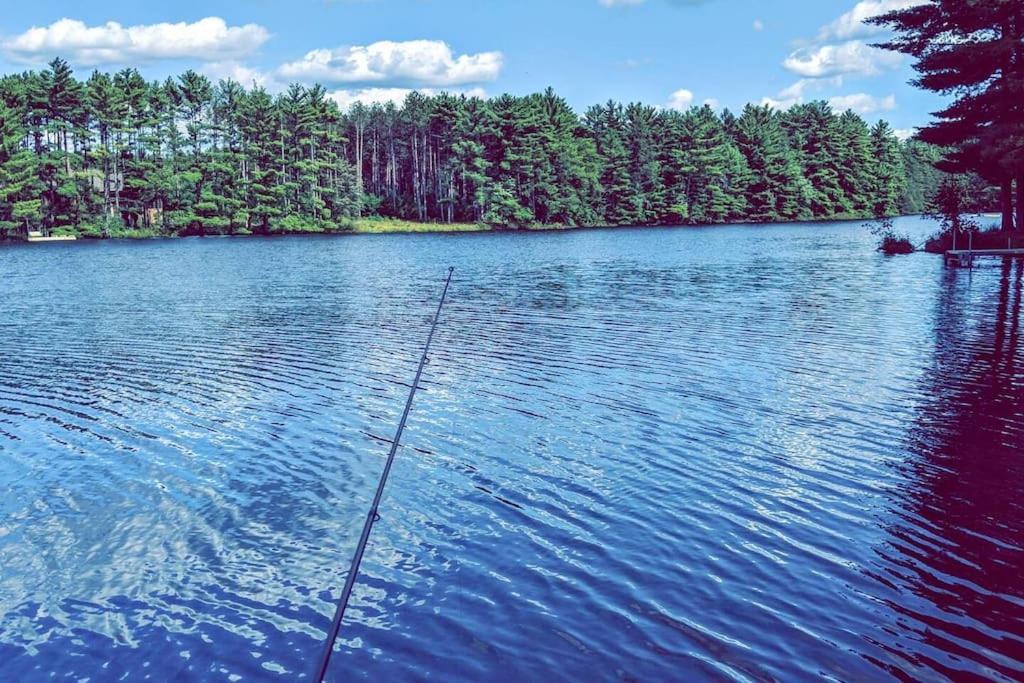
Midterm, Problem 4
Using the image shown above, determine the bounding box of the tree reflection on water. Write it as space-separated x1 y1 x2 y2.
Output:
873 259 1024 681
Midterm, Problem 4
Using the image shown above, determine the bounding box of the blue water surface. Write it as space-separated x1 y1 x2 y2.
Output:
1 218 1022 681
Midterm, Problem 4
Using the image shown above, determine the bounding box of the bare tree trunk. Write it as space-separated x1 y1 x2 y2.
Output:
372 132 379 195
102 129 112 218
1002 178 1015 231
114 131 121 217
355 122 364 203
63 128 71 176
411 133 419 220
1017 174 1024 233
388 139 397 204
279 114 287 211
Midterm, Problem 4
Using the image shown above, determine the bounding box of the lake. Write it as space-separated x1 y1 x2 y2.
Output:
1 217 1022 681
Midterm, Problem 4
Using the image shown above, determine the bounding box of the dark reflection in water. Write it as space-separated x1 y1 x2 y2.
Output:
873 260 1023 682
1 219 1023 681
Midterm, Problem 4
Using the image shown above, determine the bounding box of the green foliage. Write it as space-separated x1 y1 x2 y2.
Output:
482 180 534 228
869 121 906 218
927 176 980 239
877 232 915 255
872 1 1023 230
867 216 914 255
0 63 362 239
664 105 751 224
273 214 324 233
733 105 807 222
12 199 41 221
0 58 998 240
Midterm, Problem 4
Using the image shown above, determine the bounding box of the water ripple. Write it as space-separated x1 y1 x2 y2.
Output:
1 220 1022 681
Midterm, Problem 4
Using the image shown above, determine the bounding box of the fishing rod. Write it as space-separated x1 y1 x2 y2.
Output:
313 266 455 682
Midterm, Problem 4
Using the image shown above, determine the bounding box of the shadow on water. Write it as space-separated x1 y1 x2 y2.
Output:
870 259 1024 681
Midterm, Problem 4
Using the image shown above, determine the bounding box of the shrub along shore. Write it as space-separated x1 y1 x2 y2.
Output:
39 217 489 239
21 214 955 242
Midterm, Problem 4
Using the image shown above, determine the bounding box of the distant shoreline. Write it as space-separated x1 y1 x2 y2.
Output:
3 214 953 243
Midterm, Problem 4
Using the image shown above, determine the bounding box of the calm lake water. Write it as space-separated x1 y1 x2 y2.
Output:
1 217 1022 681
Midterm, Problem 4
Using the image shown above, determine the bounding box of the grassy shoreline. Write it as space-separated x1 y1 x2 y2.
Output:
5 213 946 242
4 218 619 241
350 218 489 234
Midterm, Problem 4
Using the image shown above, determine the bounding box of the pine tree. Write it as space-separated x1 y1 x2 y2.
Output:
834 110 875 217
239 86 284 232
783 102 848 218
533 88 601 226
872 0 1024 230
624 103 667 224
0 59 990 240
900 140 941 214
0 100 42 237
451 96 495 223
734 105 807 222
870 121 908 217
584 102 637 225
666 105 749 224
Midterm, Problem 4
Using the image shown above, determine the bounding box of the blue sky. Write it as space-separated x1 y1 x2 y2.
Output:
0 0 942 134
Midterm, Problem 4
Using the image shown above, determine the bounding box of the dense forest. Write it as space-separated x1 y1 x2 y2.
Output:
0 58 990 239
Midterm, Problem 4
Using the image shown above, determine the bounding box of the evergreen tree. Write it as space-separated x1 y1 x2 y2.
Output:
623 103 667 224
870 121 908 217
584 102 637 225
783 102 848 218
451 96 495 223
665 105 750 224
872 0 1024 230
532 88 601 226
734 105 807 222
0 58 993 240
835 110 875 217
0 100 42 237
239 86 284 232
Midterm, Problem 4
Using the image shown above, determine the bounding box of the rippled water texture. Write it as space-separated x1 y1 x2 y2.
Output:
1 218 1022 681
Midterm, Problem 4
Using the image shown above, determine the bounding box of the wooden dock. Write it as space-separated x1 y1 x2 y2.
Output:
945 248 1024 268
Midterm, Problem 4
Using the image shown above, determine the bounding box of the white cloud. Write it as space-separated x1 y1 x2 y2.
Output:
753 19 765 32
780 76 844 100
327 87 487 110
202 61 275 90
769 3 910 116
893 127 916 141
761 76 843 110
703 98 720 109
783 40 902 77
278 40 502 87
666 88 694 110
762 83 896 115
761 96 800 111
3 17 269 65
828 92 897 114
819 0 920 41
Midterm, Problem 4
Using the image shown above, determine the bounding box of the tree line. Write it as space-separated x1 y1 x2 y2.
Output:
873 0 1023 233
0 58 992 239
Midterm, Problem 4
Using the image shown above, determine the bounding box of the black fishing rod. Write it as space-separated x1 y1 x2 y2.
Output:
313 266 455 682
